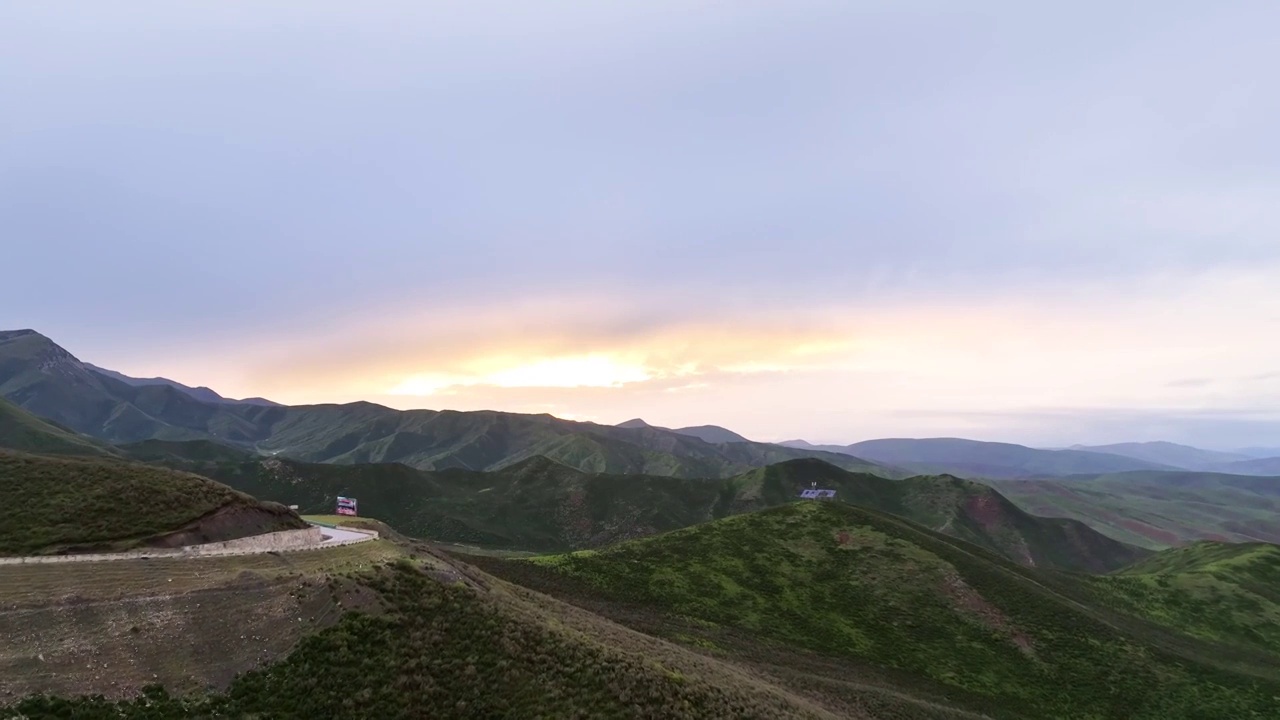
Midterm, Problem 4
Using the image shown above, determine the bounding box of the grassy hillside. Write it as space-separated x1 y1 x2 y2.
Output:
5 550 993 718
722 461 1148 573
170 453 1143 572
117 437 259 464
0 451 306 556
991 471 1280 548
0 396 116 457
0 330 894 478
1087 541 1280 656
4 507 1276 719
476 502 1280 719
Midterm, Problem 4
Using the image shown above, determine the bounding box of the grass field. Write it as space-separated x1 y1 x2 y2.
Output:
474 501 1280 719
1086 542 1280 656
1 450 305 556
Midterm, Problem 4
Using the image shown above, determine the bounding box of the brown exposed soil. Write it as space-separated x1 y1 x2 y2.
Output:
0 541 405 700
1115 518 1180 546
144 500 308 549
939 571 1035 657
0 578 334 700
963 494 1004 531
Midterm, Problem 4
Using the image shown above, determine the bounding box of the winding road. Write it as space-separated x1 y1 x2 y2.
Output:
0 522 378 566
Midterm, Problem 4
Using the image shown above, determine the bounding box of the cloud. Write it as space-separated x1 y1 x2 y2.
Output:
4 2 1280 445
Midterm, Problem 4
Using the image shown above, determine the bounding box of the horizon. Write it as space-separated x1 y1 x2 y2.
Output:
7 324 1276 454
4 3 1279 448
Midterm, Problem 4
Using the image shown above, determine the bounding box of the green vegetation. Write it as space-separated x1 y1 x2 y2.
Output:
0 397 115 457
992 472 1280 548
478 502 1280 719
165 454 1144 571
0 450 305 556
116 438 256 464
6 560 991 719
1087 542 1280 655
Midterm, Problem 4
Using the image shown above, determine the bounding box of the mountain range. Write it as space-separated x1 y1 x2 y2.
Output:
782 437 1178 478
5 360 1280 718
83 362 280 407
5 328 1280 483
0 329 888 478
124 439 1145 572
0 396 1147 572
783 436 1280 479
617 418 751 443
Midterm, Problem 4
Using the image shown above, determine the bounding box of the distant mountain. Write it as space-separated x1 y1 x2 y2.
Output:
991 470 1280 549
616 418 750 443
1071 441 1249 470
778 438 854 454
810 437 1177 478
1216 456 1280 476
83 362 280 406
0 330 890 478
165 449 1142 571
475 502 1280 719
1237 446 1280 458
670 424 749 443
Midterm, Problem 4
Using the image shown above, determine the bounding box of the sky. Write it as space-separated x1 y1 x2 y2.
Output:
2 2 1279 448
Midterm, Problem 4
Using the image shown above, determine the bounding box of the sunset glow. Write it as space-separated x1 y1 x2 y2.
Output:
6 2 1279 447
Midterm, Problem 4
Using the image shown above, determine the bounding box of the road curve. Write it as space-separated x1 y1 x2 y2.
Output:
0 523 377 566
317 525 373 546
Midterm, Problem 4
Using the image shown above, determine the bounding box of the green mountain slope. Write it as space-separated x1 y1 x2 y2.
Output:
991 471 1280 549
2 535 988 712
0 397 116 457
0 330 892 478
166 452 1143 572
476 502 1280 719
1088 542 1280 656
0 450 306 556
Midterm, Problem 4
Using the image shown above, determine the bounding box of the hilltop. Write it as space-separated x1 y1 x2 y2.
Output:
618 418 751 443
0 330 890 479
84 362 280 406
475 502 1280 719
0 450 306 556
177 451 1145 572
